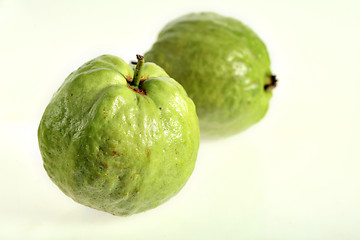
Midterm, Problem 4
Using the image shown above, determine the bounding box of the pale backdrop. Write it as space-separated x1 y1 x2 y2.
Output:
1 0 360 239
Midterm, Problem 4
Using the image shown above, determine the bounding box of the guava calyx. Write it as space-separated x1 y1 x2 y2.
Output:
264 75 278 91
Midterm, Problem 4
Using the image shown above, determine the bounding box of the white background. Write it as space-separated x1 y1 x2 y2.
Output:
1 0 360 239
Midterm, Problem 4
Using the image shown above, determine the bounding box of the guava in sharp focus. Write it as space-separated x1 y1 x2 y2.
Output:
38 54 200 216
145 12 277 138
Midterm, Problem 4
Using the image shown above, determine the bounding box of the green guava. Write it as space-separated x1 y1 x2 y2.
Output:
145 12 277 138
38 54 200 216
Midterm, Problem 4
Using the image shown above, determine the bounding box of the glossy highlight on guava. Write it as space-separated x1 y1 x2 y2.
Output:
38 54 200 216
145 12 277 138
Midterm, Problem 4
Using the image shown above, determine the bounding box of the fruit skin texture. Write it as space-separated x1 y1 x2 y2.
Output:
145 12 274 138
38 55 199 216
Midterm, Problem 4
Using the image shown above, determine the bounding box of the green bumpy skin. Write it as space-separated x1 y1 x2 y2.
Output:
145 12 274 138
38 55 200 216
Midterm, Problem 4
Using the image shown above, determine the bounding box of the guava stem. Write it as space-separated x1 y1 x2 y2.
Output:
132 54 144 88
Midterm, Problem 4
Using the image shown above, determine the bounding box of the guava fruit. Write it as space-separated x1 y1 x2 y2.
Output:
38 54 200 216
145 12 277 138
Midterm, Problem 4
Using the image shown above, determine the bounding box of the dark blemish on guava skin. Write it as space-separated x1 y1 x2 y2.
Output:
111 151 119 156
100 163 108 170
70 93 73 96
159 107 162 110
103 108 108 119
146 149 151 163
126 84 147 95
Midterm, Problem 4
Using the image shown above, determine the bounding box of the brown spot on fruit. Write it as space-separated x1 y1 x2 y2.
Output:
100 162 108 170
146 149 151 163
103 108 107 119
111 151 119 156
127 85 147 95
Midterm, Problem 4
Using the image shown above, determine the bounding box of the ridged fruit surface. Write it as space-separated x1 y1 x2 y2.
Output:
145 12 275 137
38 55 199 216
